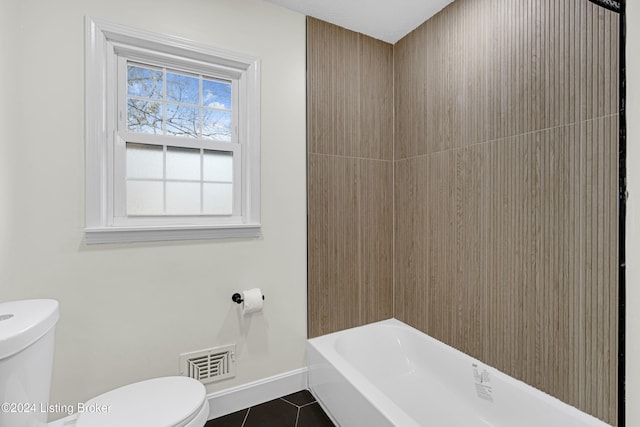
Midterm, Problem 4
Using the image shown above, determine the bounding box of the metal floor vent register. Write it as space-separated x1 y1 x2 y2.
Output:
179 344 236 384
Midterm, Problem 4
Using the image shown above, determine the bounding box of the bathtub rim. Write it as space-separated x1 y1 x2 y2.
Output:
307 326 420 427
307 318 613 427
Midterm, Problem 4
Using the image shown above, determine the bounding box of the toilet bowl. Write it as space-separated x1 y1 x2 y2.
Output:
0 299 209 427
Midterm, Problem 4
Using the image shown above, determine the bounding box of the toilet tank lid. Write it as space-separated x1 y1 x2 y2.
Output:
0 299 59 360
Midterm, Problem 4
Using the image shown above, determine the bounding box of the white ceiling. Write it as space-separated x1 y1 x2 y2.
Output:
265 0 454 44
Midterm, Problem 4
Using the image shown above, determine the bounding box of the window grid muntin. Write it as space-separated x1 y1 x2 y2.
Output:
124 141 235 217
125 61 234 141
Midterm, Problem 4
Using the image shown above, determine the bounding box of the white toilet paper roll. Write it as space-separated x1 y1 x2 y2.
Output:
241 288 264 315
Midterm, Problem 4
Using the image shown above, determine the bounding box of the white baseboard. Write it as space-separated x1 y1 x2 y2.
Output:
206 367 309 420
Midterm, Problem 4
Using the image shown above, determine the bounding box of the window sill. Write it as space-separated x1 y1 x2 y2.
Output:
84 224 261 244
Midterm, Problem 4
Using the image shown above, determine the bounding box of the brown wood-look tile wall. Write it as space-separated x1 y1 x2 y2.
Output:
307 0 618 423
394 0 619 423
395 0 619 159
307 18 393 338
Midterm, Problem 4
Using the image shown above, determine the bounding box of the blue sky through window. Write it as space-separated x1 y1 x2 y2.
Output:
126 64 233 141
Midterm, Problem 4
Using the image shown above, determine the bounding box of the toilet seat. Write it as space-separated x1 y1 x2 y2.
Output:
75 376 208 427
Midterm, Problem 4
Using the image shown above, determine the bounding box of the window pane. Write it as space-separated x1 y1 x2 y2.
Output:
166 182 200 215
202 110 232 141
203 150 232 182
203 79 231 109
166 104 200 138
166 72 199 105
127 181 164 215
126 143 163 179
127 65 162 99
166 146 200 181
128 99 163 134
203 183 232 215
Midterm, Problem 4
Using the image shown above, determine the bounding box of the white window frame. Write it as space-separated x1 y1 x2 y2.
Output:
85 17 261 244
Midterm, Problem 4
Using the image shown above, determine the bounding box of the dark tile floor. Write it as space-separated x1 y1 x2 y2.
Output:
205 390 335 427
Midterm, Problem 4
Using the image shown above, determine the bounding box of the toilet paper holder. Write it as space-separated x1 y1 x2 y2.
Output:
232 292 265 304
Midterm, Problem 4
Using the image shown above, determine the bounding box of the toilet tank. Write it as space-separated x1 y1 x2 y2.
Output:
0 299 59 427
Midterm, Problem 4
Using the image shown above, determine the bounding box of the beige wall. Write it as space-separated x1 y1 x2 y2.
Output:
0 0 18 281
626 1 640 425
0 0 307 419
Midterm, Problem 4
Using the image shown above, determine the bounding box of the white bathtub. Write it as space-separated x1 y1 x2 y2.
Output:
307 319 612 427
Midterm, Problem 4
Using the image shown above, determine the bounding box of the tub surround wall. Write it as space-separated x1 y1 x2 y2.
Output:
307 0 619 424
307 18 394 338
627 2 640 425
394 0 619 424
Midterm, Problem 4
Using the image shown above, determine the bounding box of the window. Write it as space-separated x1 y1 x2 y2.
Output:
85 18 261 244
119 64 238 218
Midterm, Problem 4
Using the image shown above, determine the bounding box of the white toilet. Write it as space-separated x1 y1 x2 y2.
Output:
0 299 209 427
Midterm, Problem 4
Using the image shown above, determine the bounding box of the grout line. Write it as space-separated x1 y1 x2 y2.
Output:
392 41 396 320
297 401 318 409
356 32 363 329
281 395 317 408
240 407 250 427
279 397 301 407
394 112 620 162
294 407 301 427
307 152 393 162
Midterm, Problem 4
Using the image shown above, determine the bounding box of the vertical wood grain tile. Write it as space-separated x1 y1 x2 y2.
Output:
580 0 589 122
394 26 427 159
424 13 446 154
359 37 394 160
394 156 428 326
307 154 361 338
608 115 619 419
360 159 393 324
569 0 578 126
307 18 394 338
610 13 619 113
307 18 359 157
397 120 618 424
